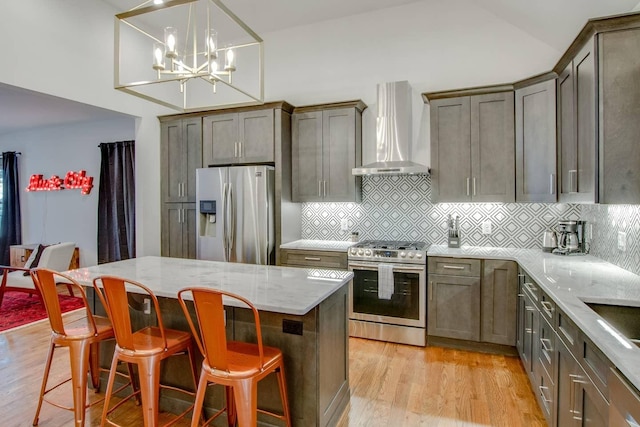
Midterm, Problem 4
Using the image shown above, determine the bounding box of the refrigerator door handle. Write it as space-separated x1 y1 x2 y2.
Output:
222 182 229 261
229 183 236 252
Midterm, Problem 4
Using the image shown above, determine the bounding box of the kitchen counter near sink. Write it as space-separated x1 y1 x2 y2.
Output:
280 239 356 252
428 244 640 394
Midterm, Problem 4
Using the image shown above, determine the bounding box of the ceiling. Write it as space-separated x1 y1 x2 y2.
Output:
1 0 639 136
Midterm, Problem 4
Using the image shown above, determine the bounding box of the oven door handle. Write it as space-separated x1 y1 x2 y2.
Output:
348 262 425 272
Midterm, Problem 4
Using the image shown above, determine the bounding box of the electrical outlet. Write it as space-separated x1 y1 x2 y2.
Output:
481 220 492 235
618 231 627 252
340 218 349 231
143 298 151 314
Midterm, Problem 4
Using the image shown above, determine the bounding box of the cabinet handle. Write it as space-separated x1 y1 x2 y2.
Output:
323 180 327 197
541 301 554 317
569 374 589 421
540 338 553 352
466 177 470 196
558 326 575 346
318 181 322 197
442 265 465 270
538 386 552 404
524 282 538 299
473 177 477 196
550 174 556 195
234 142 238 158
429 281 433 301
239 141 243 157
304 257 321 261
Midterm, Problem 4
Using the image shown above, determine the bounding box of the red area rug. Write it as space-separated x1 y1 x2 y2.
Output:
0 291 85 332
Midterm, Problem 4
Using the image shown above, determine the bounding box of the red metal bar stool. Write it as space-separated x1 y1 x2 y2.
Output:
30 268 135 427
93 275 198 427
177 287 291 427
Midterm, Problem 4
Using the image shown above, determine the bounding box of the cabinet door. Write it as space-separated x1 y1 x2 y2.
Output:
323 108 359 202
238 110 274 163
574 41 597 203
183 203 197 260
161 203 185 258
481 260 517 345
557 62 577 200
515 80 557 202
430 97 472 202
161 120 187 203
470 92 515 202
557 338 580 427
427 274 480 341
203 113 239 166
184 118 202 201
292 111 323 202
516 282 526 358
599 28 640 204
522 290 539 380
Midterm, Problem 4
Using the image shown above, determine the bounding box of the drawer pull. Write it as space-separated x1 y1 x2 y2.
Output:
304 257 321 261
540 338 553 352
442 265 465 270
539 386 552 404
558 326 575 346
541 301 555 317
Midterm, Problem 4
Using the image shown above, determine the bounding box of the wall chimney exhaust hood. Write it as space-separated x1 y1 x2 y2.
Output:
352 81 429 176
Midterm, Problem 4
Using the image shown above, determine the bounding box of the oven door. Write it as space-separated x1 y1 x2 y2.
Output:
348 261 426 328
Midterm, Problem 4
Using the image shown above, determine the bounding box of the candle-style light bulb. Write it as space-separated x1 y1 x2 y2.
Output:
152 42 165 70
164 27 178 59
206 29 217 60
224 47 236 72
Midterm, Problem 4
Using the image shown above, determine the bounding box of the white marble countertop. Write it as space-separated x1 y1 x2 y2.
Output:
65 256 352 316
428 244 640 392
280 239 355 252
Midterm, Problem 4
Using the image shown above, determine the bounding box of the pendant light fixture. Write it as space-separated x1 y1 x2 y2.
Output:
114 0 264 112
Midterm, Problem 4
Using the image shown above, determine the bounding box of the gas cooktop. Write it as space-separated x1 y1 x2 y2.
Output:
348 240 429 264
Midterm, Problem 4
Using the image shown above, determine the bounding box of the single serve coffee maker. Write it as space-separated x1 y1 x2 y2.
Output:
552 220 588 255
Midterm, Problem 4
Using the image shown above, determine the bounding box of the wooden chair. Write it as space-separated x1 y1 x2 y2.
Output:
93 275 198 427
177 287 291 427
31 268 135 427
0 242 76 308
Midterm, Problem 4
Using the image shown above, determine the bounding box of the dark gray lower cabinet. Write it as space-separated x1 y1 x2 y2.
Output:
161 203 196 259
609 367 640 426
428 273 480 341
481 260 517 345
557 338 609 427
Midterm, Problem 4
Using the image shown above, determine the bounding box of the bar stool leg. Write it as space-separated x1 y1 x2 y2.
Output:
88 342 101 392
137 356 162 427
32 341 56 426
190 371 208 427
67 340 91 427
100 352 120 427
276 364 292 427
233 379 258 427
225 386 237 427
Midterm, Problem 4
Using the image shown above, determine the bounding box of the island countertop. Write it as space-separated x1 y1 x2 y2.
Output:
65 256 353 316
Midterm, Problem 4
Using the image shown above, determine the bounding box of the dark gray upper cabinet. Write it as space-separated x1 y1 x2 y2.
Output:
292 101 364 203
557 41 598 204
202 109 275 166
160 117 202 203
515 79 557 202
429 91 515 203
599 27 640 204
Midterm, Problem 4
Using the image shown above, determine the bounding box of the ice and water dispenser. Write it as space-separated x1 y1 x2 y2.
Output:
199 200 217 237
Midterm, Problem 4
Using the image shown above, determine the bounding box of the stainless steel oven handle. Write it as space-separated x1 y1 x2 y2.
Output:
348 262 426 272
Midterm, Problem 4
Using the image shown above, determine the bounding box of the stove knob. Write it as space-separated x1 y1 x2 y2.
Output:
350 248 357 255
357 249 364 256
416 252 423 259
408 252 415 258
399 251 406 258
364 249 372 256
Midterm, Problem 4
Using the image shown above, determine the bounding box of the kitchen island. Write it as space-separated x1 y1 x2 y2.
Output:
66 256 353 427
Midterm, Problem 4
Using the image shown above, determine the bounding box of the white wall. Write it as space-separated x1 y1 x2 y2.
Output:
0 117 136 267
0 0 565 261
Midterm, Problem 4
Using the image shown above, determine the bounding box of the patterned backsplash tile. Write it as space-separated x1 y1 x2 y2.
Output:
301 175 581 248
582 204 640 276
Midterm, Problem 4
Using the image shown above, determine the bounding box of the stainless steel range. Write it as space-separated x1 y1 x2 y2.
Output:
348 240 428 346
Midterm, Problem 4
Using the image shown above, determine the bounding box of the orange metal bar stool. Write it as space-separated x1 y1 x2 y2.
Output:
93 275 198 427
31 268 135 427
178 287 292 427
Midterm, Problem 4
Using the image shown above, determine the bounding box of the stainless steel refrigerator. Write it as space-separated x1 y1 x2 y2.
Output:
196 166 275 265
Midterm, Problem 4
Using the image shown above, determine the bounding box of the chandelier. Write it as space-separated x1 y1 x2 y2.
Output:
114 0 263 112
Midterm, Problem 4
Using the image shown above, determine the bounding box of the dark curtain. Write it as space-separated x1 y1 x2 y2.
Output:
0 152 21 266
98 141 135 264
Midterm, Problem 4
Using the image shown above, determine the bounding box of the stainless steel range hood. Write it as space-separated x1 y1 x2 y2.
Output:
352 81 429 176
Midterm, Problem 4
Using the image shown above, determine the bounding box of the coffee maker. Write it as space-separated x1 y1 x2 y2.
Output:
552 220 588 255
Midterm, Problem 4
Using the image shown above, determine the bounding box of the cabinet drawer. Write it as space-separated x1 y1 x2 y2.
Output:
521 274 541 307
609 368 640 426
581 335 612 400
539 289 557 328
557 309 580 355
538 316 557 381
428 257 481 277
281 249 347 269
534 354 556 425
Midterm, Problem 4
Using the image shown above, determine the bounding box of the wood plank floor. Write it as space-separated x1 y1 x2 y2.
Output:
0 311 545 426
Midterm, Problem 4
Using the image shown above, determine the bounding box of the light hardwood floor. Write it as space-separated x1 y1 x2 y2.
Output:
0 310 545 427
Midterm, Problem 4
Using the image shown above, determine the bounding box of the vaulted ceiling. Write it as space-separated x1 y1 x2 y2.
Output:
1 0 639 135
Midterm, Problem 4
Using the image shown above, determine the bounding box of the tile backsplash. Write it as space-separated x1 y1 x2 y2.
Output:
301 175 581 249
